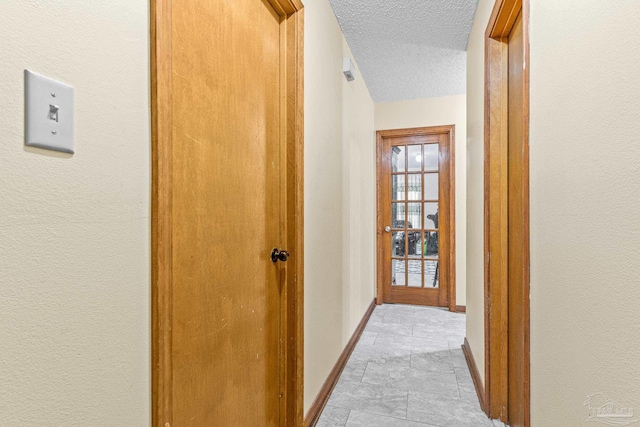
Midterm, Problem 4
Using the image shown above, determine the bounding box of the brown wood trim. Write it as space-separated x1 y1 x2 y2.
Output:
455 305 466 313
486 0 522 38
304 300 376 427
150 0 173 424
462 338 487 413
283 7 305 425
448 126 457 312
484 23 509 422
150 2 305 426
377 125 455 138
375 126 456 311
375 133 384 305
484 0 530 425
268 0 303 14
522 4 531 426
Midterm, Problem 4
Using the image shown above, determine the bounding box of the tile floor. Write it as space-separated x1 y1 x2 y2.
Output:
316 303 501 427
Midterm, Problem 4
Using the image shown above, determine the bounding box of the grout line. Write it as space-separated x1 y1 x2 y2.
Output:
342 409 351 427
404 389 410 420
359 362 369 382
347 406 439 427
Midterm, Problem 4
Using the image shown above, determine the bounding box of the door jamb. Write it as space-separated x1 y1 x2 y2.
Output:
150 1 305 425
375 125 456 312
483 0 530 424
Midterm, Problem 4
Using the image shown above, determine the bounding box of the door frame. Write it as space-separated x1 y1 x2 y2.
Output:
150 1 305 425
483 0 530 424
375 125 456 312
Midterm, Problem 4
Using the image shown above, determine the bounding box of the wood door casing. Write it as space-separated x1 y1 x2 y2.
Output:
151 0 305 425
376 126 456 311
507 11 527 427
484 0 530 425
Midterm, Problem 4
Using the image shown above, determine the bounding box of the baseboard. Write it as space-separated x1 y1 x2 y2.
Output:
304 299 377 427
456 305 466 313
461 337 487 413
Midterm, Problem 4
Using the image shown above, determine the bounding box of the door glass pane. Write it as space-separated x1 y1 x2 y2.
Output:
424 173 439 200
407 231 422 258
392 232 405 257
392 175 405 200
408 260 422 287
423 144 439 172
392 203 406 228
392 259 405 286
424 231 439 258
424 260 439 288
391 146 406 172
424 203 438 229
407 174 422 200
407 203 421 229
407 145 422 172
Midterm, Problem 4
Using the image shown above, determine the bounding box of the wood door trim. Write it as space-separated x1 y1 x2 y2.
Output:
303 300 376 427
483 0 530 425
150 2 305 426
268 0 303 15
462 338 487 413
375 125 456 312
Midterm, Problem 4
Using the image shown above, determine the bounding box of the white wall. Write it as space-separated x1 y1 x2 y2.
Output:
304 0 376 413
375 95 467 306
529 1 640 425
0 0 150 425
465 0 495 386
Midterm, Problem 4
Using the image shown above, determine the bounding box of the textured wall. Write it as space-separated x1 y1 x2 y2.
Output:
464 0 495 387
329 0 478 102
304 0 376 413
529 1 640 425
0 0 150 425
374 95 467 306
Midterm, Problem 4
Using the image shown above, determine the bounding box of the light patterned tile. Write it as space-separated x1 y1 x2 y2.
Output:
375 335 450 352
407 391 492 427
316 405 350 427
327 380 409 419
340 360 368 382
349 342 412 367
345 410 438 427
358 331 377 346
449 346 468 368
362 363 460 397
413 324 464 342
366 321 413 337
410 349 454 372
316 304 491 427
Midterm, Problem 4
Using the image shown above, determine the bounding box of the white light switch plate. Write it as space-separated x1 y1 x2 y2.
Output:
24 69 74 154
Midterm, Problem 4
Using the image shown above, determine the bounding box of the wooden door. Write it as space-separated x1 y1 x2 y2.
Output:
151 0 305 426
507 11 528 427
376 127 455 309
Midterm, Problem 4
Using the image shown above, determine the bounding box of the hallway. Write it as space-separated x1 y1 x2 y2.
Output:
316 304 493 427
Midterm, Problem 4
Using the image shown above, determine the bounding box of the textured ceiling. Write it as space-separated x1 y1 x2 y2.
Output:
329 0 479 103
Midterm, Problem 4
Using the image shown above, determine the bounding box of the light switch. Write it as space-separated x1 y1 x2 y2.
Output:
24 69 74 154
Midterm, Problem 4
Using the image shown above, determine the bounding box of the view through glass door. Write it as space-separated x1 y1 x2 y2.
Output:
377 127 454 308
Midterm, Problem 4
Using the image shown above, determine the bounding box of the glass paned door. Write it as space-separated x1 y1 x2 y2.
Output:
390 143 440 290
378 128 453 308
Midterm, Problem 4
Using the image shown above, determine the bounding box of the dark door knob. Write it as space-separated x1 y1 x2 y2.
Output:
271 248 290 263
